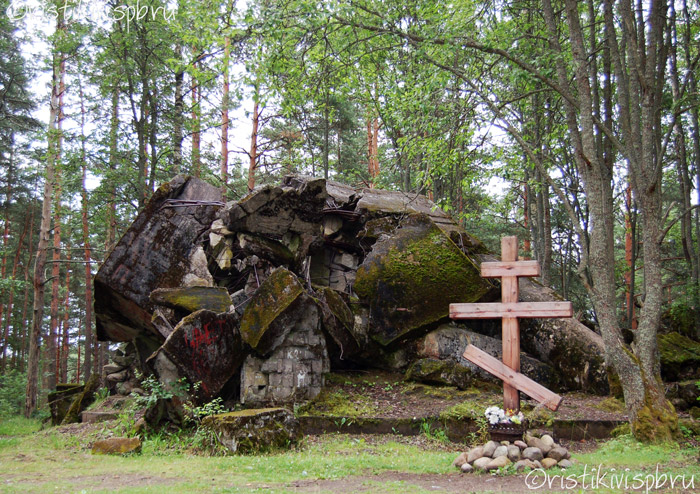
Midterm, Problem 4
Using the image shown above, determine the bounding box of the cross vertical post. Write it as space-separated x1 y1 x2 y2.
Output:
449 235 573 412
500 237 520 412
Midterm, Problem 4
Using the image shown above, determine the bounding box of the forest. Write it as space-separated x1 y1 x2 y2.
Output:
0 0 699 440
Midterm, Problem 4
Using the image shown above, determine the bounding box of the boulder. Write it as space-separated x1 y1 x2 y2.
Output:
91 437 142 455
202 408 301 454
514 440 528 450
482 440 499 458
658 332 700 381
558 459 574 468
514 459 538 472
404 358 474 390
516 274 609 393
541 458 559 469
507 445 521 462
239 267 304 355
354 214 493 346
453 452 468 468
522 447 544 462
460 462 474 473
466 446 485 463
149 286 232 314
472 456 492 471
153 310 245 401
415 325 559 390
492 445 508 458
95 175 223 343
547 446 568 462
540 434 555 448
486 455 511 471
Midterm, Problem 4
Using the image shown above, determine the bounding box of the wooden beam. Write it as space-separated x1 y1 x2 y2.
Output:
481 260 541 278
450 301 574 319
463 344 562 411
500 236 520 411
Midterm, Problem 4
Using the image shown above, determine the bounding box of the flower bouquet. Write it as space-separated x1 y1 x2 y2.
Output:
484 406 527 441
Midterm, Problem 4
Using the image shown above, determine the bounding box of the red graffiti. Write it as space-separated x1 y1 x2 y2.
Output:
184 320 225 388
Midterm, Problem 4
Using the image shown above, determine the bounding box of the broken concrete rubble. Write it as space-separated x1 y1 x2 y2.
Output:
94 174 609 416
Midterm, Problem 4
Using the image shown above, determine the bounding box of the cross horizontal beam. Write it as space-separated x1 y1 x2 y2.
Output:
481 260 541 278
463 344 562 411
450 301 573 319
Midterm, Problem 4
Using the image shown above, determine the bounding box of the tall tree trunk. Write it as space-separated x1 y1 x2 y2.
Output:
322 90 330 179
248 97 260 192
148 87 158 195
221 36 230 196
25 11 65 416
173 46 184 174
1 208 30 370
46 170 62 392
0 136 13 360
60 247 70 383
191 62 201 178
79 73 94 382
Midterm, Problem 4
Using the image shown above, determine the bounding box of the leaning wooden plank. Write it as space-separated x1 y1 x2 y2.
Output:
450 301 573 319
463 344 563 411
481 260 541 278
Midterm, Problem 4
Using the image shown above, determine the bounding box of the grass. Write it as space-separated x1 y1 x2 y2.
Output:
0 418 454 494
1 413 700 494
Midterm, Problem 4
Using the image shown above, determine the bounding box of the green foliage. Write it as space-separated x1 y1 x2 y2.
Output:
0 369 26 417
419 420 450 444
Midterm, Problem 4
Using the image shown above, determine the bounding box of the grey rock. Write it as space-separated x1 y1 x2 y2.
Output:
453 452 468 468
523 447 544 462
514 459 538 472
547 446 568 462
540 434 555 448
507 445 521 462
514 440 528 450
558 459 573 468
461 462 474 474
493 445 508 459
486 456 511 471
103 363 124 375
467 446 485 464
472 457 492 471
482 440 499 458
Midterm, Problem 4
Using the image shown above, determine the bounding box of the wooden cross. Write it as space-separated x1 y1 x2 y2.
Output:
449 236 572 412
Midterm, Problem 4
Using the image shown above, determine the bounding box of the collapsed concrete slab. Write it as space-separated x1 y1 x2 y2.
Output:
94 174 610 417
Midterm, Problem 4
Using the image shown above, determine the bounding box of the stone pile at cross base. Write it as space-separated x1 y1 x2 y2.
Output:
94 175 609 412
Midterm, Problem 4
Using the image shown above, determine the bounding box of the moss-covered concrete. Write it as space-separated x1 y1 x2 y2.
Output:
354 214 492 346
239 267 304 352
658 331 700 380
149 286 232 314
405 358 474 390
202 408 301 454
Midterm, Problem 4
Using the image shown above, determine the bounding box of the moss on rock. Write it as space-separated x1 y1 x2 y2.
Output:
405 358 474 390
658 331 700 380
239 267 304 353
354 214 493 346
149 286 232 314
202 408 301 454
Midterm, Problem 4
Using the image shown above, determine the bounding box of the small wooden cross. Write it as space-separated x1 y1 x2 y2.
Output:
449 236 572 412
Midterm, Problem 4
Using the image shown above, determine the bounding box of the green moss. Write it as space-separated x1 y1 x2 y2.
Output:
296 389 378 418
213 408 285 420
319 287 354 330
353 215 492 346
439 400 493 421
658 331 700 364
611 423 631 437
630 382 679 443
239 268 303 349
594 397 626 413
150 287 232 314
